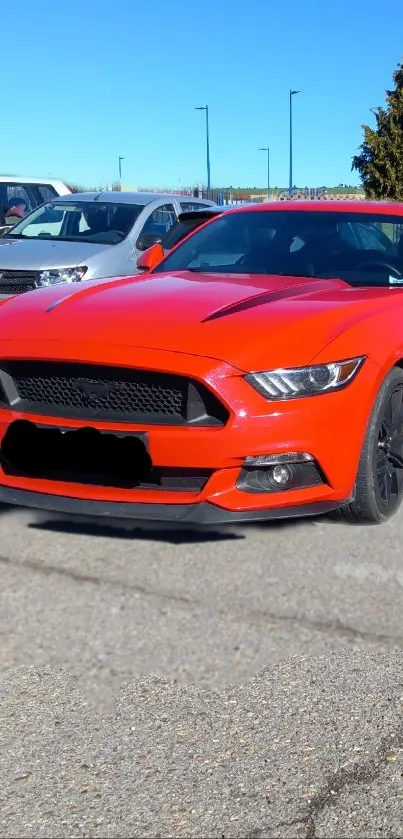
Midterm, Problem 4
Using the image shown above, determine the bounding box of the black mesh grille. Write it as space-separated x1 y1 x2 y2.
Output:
0 283 36 295
0 271 39 294
0 361 228 426
15 370 186 417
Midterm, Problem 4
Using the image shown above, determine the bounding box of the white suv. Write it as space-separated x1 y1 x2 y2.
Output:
0 176 72 232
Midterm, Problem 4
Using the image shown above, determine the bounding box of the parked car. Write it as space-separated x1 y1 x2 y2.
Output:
1 201 403 526
0 175 72 234
0 191 215 296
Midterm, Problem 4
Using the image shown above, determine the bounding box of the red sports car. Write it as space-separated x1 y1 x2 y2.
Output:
0 200 403 526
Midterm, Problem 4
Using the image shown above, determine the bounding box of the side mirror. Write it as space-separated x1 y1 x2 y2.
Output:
136 241 165 272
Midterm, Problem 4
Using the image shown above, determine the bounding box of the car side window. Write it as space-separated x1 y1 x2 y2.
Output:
5 184 33 213
136 202 177 249
180 201 213 211
37 184 58 204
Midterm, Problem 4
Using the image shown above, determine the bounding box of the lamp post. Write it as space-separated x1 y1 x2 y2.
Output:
259 146 270 200
118 156 124 187
289 90 300 197
195 105 211 196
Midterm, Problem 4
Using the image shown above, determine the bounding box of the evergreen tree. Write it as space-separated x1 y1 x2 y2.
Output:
352 59 403 200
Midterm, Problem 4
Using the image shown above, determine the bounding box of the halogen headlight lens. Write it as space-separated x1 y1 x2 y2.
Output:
36 266 87 287
246 357 365 400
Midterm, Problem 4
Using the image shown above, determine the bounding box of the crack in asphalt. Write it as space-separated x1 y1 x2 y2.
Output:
230 816 316 838
0 552 194 605
241 731 403 839
0 552 402 651
296 730 403 838
247 608 403 648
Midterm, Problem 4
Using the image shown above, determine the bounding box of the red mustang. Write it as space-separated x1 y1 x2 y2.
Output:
0 200 403 526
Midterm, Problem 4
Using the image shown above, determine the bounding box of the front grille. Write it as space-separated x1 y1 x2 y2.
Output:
0 361 229 426
0 283 36 295
0 270 39 294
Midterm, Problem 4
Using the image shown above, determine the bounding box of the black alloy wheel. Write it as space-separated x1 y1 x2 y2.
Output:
342 367 403 523
376 383 403 506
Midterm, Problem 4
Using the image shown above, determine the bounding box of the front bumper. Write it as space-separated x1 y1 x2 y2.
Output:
0 483 347 524
0 346 382 523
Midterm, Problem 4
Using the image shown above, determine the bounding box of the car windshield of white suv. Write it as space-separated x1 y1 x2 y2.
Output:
156 209 403 286
7 201 144 245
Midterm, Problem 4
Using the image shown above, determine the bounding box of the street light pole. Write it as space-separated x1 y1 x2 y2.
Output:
195 105 211 196
289 90 300 197
118 156 124 186
259 147 270 200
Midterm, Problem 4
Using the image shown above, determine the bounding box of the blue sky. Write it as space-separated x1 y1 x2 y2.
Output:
3 0 403 189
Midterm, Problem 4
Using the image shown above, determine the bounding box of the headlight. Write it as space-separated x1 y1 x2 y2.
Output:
245 357 365 400
36 267 87 287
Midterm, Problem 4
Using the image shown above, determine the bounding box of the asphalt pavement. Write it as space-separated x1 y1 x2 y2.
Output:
1 502 403 836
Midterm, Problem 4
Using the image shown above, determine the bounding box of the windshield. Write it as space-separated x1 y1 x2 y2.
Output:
7 200 144 245
162 215 218 250
156 209 403 286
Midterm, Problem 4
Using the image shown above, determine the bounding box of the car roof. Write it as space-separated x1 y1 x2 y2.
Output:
225 199 403 215
0 175 68 188
50 191 215 206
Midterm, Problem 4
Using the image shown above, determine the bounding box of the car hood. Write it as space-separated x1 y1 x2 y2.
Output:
0 237 106 269
0 270 393 370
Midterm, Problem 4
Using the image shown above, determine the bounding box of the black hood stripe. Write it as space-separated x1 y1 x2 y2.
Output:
202 279 340 322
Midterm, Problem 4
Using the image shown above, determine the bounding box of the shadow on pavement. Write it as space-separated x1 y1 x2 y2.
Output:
28 515 245 544
27 508 320 542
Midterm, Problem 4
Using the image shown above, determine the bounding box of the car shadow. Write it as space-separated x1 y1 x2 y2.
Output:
27 512 318 544
28 515 244 544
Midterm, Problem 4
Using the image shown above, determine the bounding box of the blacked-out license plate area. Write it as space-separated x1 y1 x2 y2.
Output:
0 421 152 488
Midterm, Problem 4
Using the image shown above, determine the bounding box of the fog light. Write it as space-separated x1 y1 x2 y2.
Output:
236 453 325 494
271 464 293 486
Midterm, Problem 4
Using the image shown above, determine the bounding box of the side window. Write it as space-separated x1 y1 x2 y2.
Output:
4 184 34 217
180 201 212 212
137 203 177 250
38 184 58 204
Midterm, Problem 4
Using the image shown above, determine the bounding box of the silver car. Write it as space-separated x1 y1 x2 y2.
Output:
0 191 215 296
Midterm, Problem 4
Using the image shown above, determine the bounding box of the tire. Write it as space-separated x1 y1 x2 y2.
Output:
341 366 403 524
